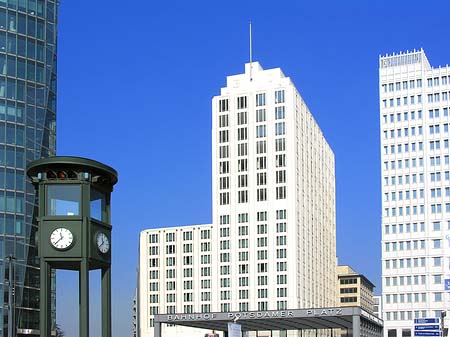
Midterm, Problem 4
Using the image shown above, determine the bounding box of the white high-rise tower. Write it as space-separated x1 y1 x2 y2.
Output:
380 49 450 337
138 62 337 337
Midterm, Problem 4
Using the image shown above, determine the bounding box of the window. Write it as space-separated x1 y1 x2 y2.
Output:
257 224 267 234
276 186 286 199
219 145 229 158
238 159 247 172
237 111 247 125
275 90 285 103
256 157 266 170
256 93 266 106
219 99 229 112
257 188 267 201
257 172 267 186
237 143 246 157
90 188 106 221
238 174 248 187
219 161 229 174
275 106 285 119
276 154 286 167
256 140 266 154
201 229 210 239
238 127 247 141
219 192 229 205
275 138 285 152
237 96 247 109
256 125 266 138
276 210 287 219
219 114 229 127
47 185 81 216
434 293 443 302
238 190 248 203
219 130 229 143
275 122 285 135
256 109 266 122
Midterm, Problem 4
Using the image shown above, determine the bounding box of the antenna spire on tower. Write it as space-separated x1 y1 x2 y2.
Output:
249 21 253 81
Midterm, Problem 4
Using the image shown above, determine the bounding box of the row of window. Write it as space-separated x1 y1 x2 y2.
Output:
217 211 284 226
382 126 423 139
383 140 450 155
218 123 286 143
382 80 423 93
218 225 286 242
385 274 442 287
383 142 425 155
383 93 450 108
148 242 211 257
219 186 287 205
385 256 446 269
385 124 450 141
155 275 287 296
427 93 450 103
382 110 422 124
0 1 55 20
384 205 424 217
384 189 429 202
385 292 443 304
218 91 286 112
218 107 286 128
384 239 440 252
384 222 429 234
220 172 286 191
147 229 211 245
382 157 423 171
383 174 424 186
382 95 422 108
384 170 450 185
384 310 442 322
220 156 286 174
219 139 286 159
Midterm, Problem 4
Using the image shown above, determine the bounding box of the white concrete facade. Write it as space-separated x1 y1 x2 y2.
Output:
138 62 337 337
380 49 450 337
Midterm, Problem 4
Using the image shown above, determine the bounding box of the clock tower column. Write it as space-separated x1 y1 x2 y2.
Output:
27 156 118 337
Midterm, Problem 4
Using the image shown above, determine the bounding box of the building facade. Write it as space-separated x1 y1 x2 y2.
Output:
380 49 450 337
337 265 375 313
138 62 337 337
0 1 58 335
373 295 382 319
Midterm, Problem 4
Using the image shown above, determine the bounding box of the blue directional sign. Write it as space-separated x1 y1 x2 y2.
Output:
414 332 440 337
415 325 440 331
445 279 450 290
415 318 440 324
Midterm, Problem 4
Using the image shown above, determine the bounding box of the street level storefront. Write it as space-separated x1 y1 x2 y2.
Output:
153 307 383 337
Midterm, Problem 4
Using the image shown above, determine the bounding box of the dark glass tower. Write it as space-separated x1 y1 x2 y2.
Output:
0 0 58 336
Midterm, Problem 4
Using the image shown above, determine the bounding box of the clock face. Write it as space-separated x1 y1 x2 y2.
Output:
96 232 110 254
50 228 74 250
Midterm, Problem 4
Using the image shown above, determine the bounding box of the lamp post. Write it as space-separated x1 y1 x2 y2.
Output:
5 254 16 337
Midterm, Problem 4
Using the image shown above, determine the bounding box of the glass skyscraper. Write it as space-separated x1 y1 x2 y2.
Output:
0 0 58 336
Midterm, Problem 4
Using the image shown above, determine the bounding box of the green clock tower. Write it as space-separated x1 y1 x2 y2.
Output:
27 156 118 337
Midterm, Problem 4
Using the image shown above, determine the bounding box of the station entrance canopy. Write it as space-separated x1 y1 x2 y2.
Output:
153 306 383 337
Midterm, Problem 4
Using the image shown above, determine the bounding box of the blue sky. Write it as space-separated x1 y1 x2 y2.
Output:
54 0 450 336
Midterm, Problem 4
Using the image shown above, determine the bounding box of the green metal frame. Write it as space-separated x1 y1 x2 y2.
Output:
27 156 118 337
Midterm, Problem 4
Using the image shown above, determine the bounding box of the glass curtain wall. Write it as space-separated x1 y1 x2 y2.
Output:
0 0 57 335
